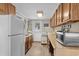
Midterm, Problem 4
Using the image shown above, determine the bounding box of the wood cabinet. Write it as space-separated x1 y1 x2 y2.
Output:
8 3 16 15
0 3 16 15
70 3 79 21
56 7 60 25
50 3 79 27
25 35 33 54
51 15 55 27
0 4 8 14
28 35 32 49
62 3 70 22
62 3 79 22
47 36 54 56
50 12 57 27
54 12 57 26
57 4 63 25
50 18 53 27
25 37 29 54
48 40 54 56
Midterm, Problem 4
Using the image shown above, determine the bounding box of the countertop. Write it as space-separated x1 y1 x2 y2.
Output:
48 32 79 55
48 32 56 48
25 33 32 37
55 39 79 56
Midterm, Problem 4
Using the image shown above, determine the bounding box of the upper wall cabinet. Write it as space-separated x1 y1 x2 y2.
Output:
0 3 16 15
50 3 79 27
54 12 57 26
8 4 16 15
50 12 57 27
62 3 70 22
50 18 52 27
0 4 8 14
52 14 55 27
57 4 63 25
62 3 79 22
70 3 79 21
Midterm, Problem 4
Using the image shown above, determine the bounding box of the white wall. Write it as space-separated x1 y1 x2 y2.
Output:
54 22 79 32
70 22 79 32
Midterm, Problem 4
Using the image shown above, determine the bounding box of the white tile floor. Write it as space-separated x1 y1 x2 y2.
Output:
26 42 51 56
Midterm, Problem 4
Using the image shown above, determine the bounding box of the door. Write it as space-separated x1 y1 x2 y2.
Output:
32 21 42 41
8 15 24 35
0 15 10 56
11 35 24 56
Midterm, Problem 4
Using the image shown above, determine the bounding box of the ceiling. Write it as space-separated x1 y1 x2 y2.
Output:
13 3 59 20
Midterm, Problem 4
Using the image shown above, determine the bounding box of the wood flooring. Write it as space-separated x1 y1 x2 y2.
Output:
26 42 51 56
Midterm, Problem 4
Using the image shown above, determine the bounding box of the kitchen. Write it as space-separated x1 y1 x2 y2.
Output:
0 3 79 56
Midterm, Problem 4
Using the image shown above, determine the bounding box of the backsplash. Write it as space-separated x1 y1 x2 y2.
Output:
54 22 79 32
70 22 79 32
54 26 62 32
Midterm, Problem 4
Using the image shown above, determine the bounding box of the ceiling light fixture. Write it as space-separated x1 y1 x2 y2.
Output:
37 11 43 17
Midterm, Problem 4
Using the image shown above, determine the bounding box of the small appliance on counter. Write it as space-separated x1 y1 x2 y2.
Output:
63 32 79 46
56 31 79 46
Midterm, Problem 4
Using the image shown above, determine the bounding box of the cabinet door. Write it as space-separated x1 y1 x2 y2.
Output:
0 4 5 12
54 12 57 26
8 4 16 15
71 3 79 20
62 3 70 22
28 36 31 49
59 4 63 24
52 15 55 27
52 13 57 27
0 3 16 15
56 6 60 25
25 37 29 51
52 17 55 27
50 18 52 27
0 4 8 14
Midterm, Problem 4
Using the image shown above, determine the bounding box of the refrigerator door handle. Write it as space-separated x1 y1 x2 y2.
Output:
8 33 23 37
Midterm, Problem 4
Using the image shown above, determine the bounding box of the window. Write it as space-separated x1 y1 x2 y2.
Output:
44 23 48 27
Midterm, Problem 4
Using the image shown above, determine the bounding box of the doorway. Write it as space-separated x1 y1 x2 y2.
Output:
32 20 42 42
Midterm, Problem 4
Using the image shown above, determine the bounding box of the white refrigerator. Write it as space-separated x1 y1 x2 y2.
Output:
0 15 25 56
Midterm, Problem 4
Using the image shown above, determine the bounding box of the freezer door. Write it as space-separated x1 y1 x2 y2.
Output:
11 35 25 56
9 16 24 35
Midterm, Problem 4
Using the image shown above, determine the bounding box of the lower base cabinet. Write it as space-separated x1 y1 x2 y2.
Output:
48 39 54 56
25 35 33 54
